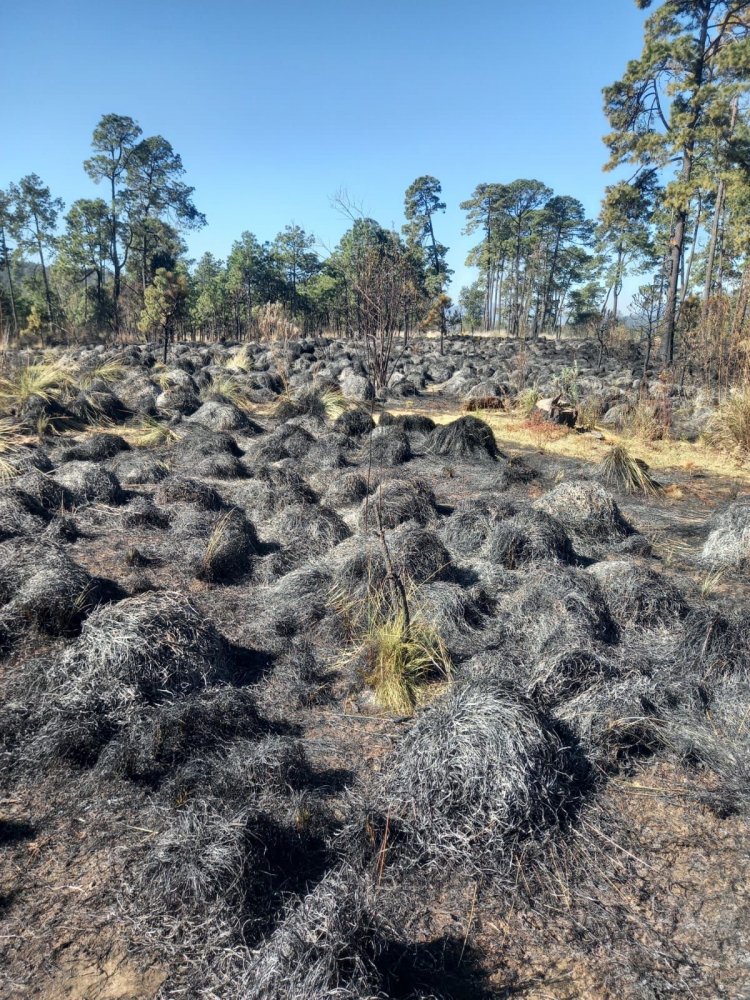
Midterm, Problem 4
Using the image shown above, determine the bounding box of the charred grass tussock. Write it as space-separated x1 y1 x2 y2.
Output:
348 678 591 880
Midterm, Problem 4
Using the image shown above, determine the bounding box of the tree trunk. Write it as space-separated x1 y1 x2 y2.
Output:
660 7 710 363
0 227 19 340
32 211 55 335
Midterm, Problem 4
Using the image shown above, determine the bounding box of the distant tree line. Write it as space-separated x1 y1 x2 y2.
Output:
1 1 749 379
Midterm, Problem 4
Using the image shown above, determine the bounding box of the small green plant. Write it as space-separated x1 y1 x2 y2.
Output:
516 387 540 416
555 362 580 402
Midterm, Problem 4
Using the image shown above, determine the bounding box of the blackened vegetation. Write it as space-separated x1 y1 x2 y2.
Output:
0 336 749 999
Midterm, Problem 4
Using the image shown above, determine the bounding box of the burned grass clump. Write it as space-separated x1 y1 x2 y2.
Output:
156 474 225 510
363 679 590 876
200 508 258 583
242 865 387 1000
701 496 750 569
426 415 500 463
322 471 371 509
365 425 412 465
99 686 269 787
57 431 129 463
58 591 228 707
588 560 687 631
334 407 375 437
358 478 437 532
482 508 574 569
533 480 633 542
0 539 102 640
52 460 125 505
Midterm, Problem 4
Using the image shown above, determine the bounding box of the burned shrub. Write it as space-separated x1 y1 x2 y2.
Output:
554 674 673 768
245 567 333 648
533 481 633 542
501 566 615 662
358 478 437 531
268 503 350 564
137 799 251 918
368 679 588 873
588 560 687 630
413 581 494 662
0 539 101 639
156 384 202 415
270 423 315 460
426 415 499 463
173 426 245 479
52 461 125 505
482 508 574 569
253 466 319 513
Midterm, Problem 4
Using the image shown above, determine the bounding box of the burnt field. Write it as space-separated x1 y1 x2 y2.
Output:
1 334 750 1000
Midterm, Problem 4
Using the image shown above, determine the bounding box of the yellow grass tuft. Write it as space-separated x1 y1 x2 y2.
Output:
332 580 452 716
0 360 77 413
128 416 181 448
78 357 127 389
224 345 254 373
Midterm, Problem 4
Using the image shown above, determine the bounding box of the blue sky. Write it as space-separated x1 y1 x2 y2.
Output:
3 0 649 297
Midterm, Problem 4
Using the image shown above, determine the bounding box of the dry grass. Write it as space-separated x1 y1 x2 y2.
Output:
223 344 254 372
0 360 77 412
599 445 663 497
332 582 452 715
390 403 750 483
204 373 254 411
0 418 24 483
78 357 126 389
127 415 181 448
705 390 750 455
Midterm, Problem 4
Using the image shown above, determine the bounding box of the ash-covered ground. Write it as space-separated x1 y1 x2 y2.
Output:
1 335 749 1000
